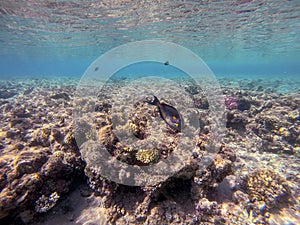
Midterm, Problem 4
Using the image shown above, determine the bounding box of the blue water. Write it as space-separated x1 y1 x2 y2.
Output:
0 0 299 79
108 61 190 82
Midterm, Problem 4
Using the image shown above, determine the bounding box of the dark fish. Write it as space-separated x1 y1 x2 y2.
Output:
164 61 169 65
146 95 181 132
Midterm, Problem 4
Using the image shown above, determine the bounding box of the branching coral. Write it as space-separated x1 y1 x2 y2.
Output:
136 149 159 164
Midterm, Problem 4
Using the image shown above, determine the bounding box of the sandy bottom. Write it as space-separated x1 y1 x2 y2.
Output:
35 182 108 225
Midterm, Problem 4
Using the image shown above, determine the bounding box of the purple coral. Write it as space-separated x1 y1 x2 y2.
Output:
224 96 239 110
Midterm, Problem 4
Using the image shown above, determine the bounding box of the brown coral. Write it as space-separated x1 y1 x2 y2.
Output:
243 168 292 209
136 149 160 165
12 147 49 179
98 125 118 150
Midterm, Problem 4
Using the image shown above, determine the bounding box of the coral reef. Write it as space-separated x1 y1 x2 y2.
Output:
128 101 154 139
74 79 235 224
0 79 84 222
1 77 300 225
80 96 181 166
83 143 235 224
242 168 292 209
224 168 294 224
77 77 300 224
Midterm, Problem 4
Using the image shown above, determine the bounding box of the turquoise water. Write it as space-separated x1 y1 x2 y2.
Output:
1 1 300 224
109 61 189 81
0 0 299 78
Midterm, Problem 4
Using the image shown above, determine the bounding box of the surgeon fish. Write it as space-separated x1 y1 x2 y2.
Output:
146 95 181 132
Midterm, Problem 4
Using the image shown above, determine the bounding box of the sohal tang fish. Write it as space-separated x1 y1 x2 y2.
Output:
147 95 181 132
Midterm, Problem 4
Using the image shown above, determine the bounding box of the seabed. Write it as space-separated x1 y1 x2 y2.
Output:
0 75 299 225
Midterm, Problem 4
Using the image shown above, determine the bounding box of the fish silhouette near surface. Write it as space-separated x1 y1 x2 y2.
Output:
146 95 181 132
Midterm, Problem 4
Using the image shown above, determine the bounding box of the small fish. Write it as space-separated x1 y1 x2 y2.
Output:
146 95 181 132
164 61 169 65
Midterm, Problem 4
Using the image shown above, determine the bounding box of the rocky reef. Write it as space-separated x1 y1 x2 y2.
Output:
0 77 299 225
0 79 84 223
73 79 237 224
83 147 235 224
242 168 292 209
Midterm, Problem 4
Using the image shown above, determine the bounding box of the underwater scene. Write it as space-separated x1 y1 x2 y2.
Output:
0 1 300 225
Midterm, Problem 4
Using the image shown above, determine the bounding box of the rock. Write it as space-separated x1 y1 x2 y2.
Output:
79 185 92 197
22 87 34 95
12 147 49 179
0 100 9 105
226 111 247 131
5 130 17 139
232 190 249 205
237 98 251 111
193 97 209 109
50 93 70 101
0 173 43 219
185 84 199 95
195 198 220 218
217 175 237 201
0 89 18 99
